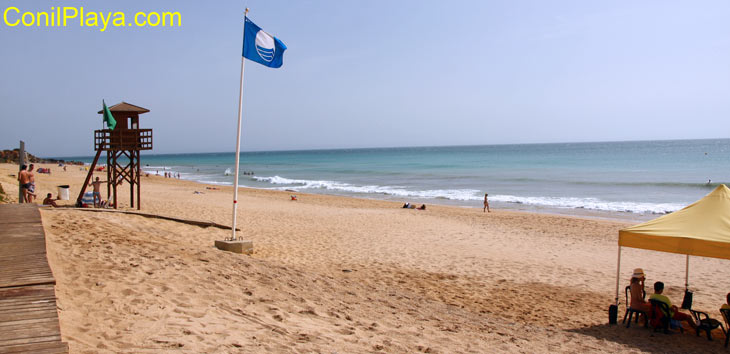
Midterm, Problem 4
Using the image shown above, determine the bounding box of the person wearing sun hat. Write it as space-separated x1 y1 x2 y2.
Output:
630 268 650 315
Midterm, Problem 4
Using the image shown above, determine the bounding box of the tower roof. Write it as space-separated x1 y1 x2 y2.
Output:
97 101 150 114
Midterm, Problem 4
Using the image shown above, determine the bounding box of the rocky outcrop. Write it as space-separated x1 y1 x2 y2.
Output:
0 149 83 165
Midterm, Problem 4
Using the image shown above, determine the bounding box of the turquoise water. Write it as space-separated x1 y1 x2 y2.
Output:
63 139 730 218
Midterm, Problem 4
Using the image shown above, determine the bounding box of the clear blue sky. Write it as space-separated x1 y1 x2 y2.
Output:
1 0 729 157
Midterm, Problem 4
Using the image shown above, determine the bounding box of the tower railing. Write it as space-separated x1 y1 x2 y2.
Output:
94 129 153 151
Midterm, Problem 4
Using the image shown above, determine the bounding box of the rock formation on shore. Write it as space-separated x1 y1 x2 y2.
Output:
0 148 82 165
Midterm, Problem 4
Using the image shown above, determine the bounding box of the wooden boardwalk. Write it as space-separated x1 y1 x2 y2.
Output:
0 204 68 353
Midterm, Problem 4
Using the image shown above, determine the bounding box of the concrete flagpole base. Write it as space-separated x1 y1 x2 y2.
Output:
215 240 253 254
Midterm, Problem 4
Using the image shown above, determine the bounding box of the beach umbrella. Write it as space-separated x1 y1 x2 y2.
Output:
614 185 730 307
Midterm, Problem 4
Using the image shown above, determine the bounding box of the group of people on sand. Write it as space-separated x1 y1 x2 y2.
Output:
629 268 730 330
17 164 36 203
629 268 697 329
402 202 426 210
399 193 490 213
18 164 62 207
155 170 181 179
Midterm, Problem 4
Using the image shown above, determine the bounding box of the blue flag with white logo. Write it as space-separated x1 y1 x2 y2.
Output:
243 17 286 68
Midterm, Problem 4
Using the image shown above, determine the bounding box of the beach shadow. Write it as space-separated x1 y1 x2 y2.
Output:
568 322 728 354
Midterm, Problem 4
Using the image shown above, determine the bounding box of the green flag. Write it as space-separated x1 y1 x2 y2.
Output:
102 100 116 130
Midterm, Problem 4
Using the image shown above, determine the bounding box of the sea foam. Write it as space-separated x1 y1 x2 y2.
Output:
252 175 682 214
488 195 682 214
253 175 480 201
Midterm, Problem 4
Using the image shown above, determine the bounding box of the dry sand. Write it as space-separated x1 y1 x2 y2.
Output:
2 162 730 353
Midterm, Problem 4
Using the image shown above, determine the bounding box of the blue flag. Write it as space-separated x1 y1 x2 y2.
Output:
243 17 286 68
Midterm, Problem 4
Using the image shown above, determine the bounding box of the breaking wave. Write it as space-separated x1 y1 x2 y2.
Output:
252 175 684 214
253 175 480 201
488 195 683 215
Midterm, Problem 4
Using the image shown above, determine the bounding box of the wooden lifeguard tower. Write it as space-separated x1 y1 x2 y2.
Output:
77 102 153 210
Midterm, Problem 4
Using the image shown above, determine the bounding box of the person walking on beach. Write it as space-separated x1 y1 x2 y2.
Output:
18 164 31 202
483 193 490 213
28 164 36 202
88 176 107 207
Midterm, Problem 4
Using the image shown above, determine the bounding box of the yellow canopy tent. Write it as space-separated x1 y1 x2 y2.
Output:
614 184 730 304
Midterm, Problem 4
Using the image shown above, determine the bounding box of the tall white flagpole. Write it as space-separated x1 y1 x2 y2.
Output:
231 8 249 240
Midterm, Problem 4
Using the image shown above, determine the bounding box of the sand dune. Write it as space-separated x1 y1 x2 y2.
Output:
1 163 729 353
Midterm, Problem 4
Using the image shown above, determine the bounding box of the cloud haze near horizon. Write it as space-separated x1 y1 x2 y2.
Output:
0 0 729 157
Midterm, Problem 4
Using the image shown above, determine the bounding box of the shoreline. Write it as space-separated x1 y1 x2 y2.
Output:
54 139 717 220
0 161 673 224
137 165 658 224
142 165 658 224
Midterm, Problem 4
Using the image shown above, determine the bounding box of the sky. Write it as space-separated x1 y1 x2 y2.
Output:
0 0 729 157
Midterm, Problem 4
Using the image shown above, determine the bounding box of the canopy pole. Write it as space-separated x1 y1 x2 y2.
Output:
685 254 690 290
230 8 249 241
615 246 622 305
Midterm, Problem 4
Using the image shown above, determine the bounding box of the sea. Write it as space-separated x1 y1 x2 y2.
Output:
63 139 729 221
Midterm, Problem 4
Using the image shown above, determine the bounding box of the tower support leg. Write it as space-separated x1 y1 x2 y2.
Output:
77 149 103 206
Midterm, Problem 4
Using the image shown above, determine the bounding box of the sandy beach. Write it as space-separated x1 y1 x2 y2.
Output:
2 162 730 353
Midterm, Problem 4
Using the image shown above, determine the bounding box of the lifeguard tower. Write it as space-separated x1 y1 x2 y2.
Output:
77 102 153 209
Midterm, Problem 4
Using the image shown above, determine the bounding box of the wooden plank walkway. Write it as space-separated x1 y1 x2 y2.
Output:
0 204 68 353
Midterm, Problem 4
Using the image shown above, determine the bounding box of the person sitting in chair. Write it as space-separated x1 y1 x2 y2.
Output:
630 268 650 315
649 281 697 330
721 293 730 311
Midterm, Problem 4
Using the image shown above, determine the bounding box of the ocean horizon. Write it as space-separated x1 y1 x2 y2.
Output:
56 138 729 220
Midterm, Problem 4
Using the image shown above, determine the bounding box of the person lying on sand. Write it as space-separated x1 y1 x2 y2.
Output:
649 281 697 329
629 268 650 315
417 204 426 210
42 193 58 207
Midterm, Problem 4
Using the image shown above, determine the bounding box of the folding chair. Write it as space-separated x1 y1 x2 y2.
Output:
649 299 684 334
689 309 721 341
622 285 647 328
